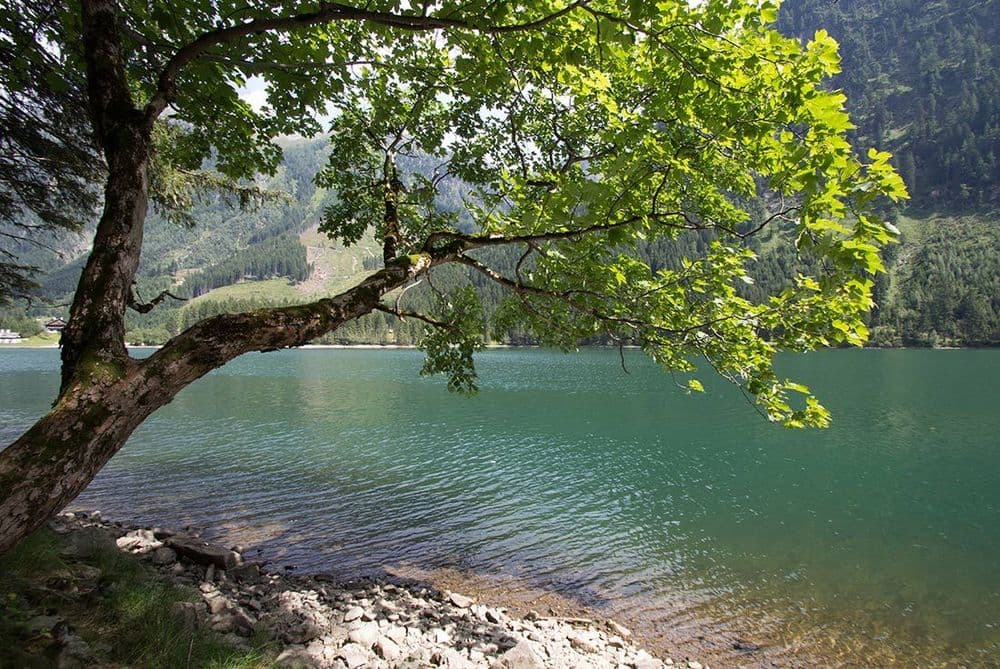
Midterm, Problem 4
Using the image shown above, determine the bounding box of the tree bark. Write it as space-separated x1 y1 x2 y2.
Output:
59 0 151 393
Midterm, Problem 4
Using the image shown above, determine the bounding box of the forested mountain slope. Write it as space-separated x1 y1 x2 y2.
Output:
0 0 996 346
779 0 998 345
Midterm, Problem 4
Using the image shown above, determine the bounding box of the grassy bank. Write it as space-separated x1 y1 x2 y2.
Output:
0 527 278 668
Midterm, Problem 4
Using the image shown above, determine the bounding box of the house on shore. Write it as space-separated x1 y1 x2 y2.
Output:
0 329 23 344
45 317 67 333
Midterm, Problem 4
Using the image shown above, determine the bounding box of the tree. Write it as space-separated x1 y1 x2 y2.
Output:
0 0 906 555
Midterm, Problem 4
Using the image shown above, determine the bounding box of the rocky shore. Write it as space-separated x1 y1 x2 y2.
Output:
42 512 710 669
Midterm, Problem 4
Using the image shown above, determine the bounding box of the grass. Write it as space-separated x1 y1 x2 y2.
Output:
0 527 279 669
180 226 382 312
5 331 60 347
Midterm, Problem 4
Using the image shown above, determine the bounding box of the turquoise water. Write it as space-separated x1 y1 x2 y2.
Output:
1 348 998 666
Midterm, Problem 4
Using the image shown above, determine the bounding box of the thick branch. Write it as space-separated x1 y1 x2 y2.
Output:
139 257 430 393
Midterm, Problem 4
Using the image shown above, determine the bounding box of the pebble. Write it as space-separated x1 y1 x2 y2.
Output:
49 513 698 669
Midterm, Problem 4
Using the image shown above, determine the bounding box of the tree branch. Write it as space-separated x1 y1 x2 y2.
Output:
127 288 187 314
145 1 591 120
374 304 452 330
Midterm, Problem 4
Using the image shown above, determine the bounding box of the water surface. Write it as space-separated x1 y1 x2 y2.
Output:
1 348 997 667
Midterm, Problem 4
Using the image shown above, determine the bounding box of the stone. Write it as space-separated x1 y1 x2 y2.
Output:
171 601 201 631
384 624 407 645
338 643 370 669
375 636 402 661
116 529 162 553
569 634 600 654
209 613 236 633
448 592 474 608
60 527 115 559
24 614 68 638
349 621 380 648
230 610 256 637
327 625 350 644
343 605 365 622
275 645 320 668
491 640 545 669
687 662 703 669
206 594 230 615
437 648 474 668
607 620 632 639
229 563 261 584
167 535 241 569
733 638 761 652
151 546 177 565
56 631 94 669
430 627 451 644
632 650 664 669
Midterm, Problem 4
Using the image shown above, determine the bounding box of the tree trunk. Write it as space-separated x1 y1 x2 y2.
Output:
0 0 443 557
0 259 422 555
59 0 151 394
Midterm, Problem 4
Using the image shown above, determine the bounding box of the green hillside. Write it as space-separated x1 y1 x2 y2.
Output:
0 0 996 347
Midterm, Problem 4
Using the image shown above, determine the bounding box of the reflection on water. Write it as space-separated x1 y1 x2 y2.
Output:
1 347 998 667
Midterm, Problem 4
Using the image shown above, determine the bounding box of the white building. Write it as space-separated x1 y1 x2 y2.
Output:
0 328 23 344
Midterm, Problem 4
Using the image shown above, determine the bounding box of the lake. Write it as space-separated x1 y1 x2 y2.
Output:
1 348 997 667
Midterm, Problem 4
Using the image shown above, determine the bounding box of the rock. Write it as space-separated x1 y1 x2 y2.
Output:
375 636 402 661
569 634 600 654
60 527 115 559
436 648 474 668
167 535 241 569
229 562 261 584
607 619 632 639
206 594 230 615
384 624 407 646
275 645 320 668
57 632 94 669
338 642 370 669
630 649 665 668
343 605 365 622
348 621 380 648
205 564 216 583
485 609 504 624
152 527 175 540
170 601 201 631
151 546 177 565
733 638 761 652
448 592 474 608
116 529 162 553
24 614 68 638
687 662 703 669
492 640 545 669
430 627 451 644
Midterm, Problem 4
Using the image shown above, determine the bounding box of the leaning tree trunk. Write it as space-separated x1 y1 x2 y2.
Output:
0 258 420 555
0 0 435 556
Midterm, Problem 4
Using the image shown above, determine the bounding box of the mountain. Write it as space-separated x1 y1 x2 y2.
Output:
0 0 996 346
778 0 999 346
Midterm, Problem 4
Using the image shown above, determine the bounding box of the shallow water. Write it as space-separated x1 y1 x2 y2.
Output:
1 348 998 666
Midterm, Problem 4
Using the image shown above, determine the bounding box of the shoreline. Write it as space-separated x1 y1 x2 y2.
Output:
31 512 708 669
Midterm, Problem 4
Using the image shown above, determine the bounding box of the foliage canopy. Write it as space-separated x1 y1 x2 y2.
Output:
5 0 906 426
